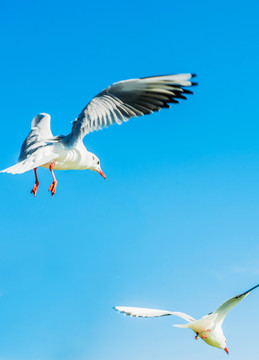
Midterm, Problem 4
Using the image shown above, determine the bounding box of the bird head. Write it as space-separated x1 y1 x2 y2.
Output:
89 153 106 180
219 336 228 354
201 325 228 353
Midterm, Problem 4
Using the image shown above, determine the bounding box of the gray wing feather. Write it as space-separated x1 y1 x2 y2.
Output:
67 74 197 145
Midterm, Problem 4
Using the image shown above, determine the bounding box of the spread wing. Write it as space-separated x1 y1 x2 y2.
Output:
213 284 259 325
114 306 195 322
67 74 197 145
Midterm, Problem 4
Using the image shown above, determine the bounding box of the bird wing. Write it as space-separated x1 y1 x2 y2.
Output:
30 113 53 138
67 74 197 145
114 306 195 322
213 284 259 325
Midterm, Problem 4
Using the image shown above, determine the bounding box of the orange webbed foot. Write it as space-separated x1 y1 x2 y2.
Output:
31 182 39 197
48 180 57 196
201 329 210 339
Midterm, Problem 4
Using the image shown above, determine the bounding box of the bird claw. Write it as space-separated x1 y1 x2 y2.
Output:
201 329 210 339
48 180 57 196
30 182 39 197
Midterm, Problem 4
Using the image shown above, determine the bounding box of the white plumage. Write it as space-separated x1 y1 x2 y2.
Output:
114 284 259 354
1 73 197 196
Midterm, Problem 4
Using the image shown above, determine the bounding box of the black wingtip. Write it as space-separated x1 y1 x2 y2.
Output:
192 82 198 86
191 73 197 78
183 89 193 94
238 283 259 298
246 283 259 294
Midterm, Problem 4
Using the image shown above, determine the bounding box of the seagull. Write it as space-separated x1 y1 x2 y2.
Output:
114 283 259 354
1 73 197 196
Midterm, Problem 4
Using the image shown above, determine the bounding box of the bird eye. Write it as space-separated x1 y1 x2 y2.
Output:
97 161 100 165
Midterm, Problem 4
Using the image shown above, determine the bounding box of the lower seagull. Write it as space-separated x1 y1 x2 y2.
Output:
114 283 259 354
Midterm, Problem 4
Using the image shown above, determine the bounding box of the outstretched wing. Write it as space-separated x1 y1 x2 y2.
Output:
213 284 259 325
114 306 195 322
67 74 197 145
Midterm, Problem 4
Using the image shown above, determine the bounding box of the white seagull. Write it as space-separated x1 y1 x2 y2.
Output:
1 73 196 196
114 283 259 354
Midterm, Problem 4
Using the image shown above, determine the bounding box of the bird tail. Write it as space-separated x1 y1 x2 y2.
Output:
1 160 34 174
173 323 191 328
1 150 56 174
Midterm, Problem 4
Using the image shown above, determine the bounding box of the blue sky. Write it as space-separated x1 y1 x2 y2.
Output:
0 0 259 359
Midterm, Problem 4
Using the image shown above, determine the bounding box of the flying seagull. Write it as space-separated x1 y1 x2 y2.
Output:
114 284 259 354
1 73 197 196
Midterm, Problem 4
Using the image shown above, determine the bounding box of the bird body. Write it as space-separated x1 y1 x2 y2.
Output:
1 74 197 195
39 141 91 171
114 284 259 354
175 313 226 349
10 113 95 172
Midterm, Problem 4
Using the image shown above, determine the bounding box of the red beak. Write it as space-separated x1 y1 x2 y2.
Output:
224 347 229 355
98 169 107 180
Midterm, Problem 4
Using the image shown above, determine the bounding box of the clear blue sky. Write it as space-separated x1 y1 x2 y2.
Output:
0 0 259 359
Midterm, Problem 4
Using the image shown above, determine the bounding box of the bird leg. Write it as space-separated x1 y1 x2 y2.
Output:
201 329 210 339
31 168 39 197
48 163 57 196
195 333 199 340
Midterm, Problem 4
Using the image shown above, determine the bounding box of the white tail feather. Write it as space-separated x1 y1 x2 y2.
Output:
1 160 34 174
1 149 56 174
173 323 191 328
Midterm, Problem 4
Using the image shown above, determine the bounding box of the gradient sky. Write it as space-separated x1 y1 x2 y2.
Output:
0 1 259 359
